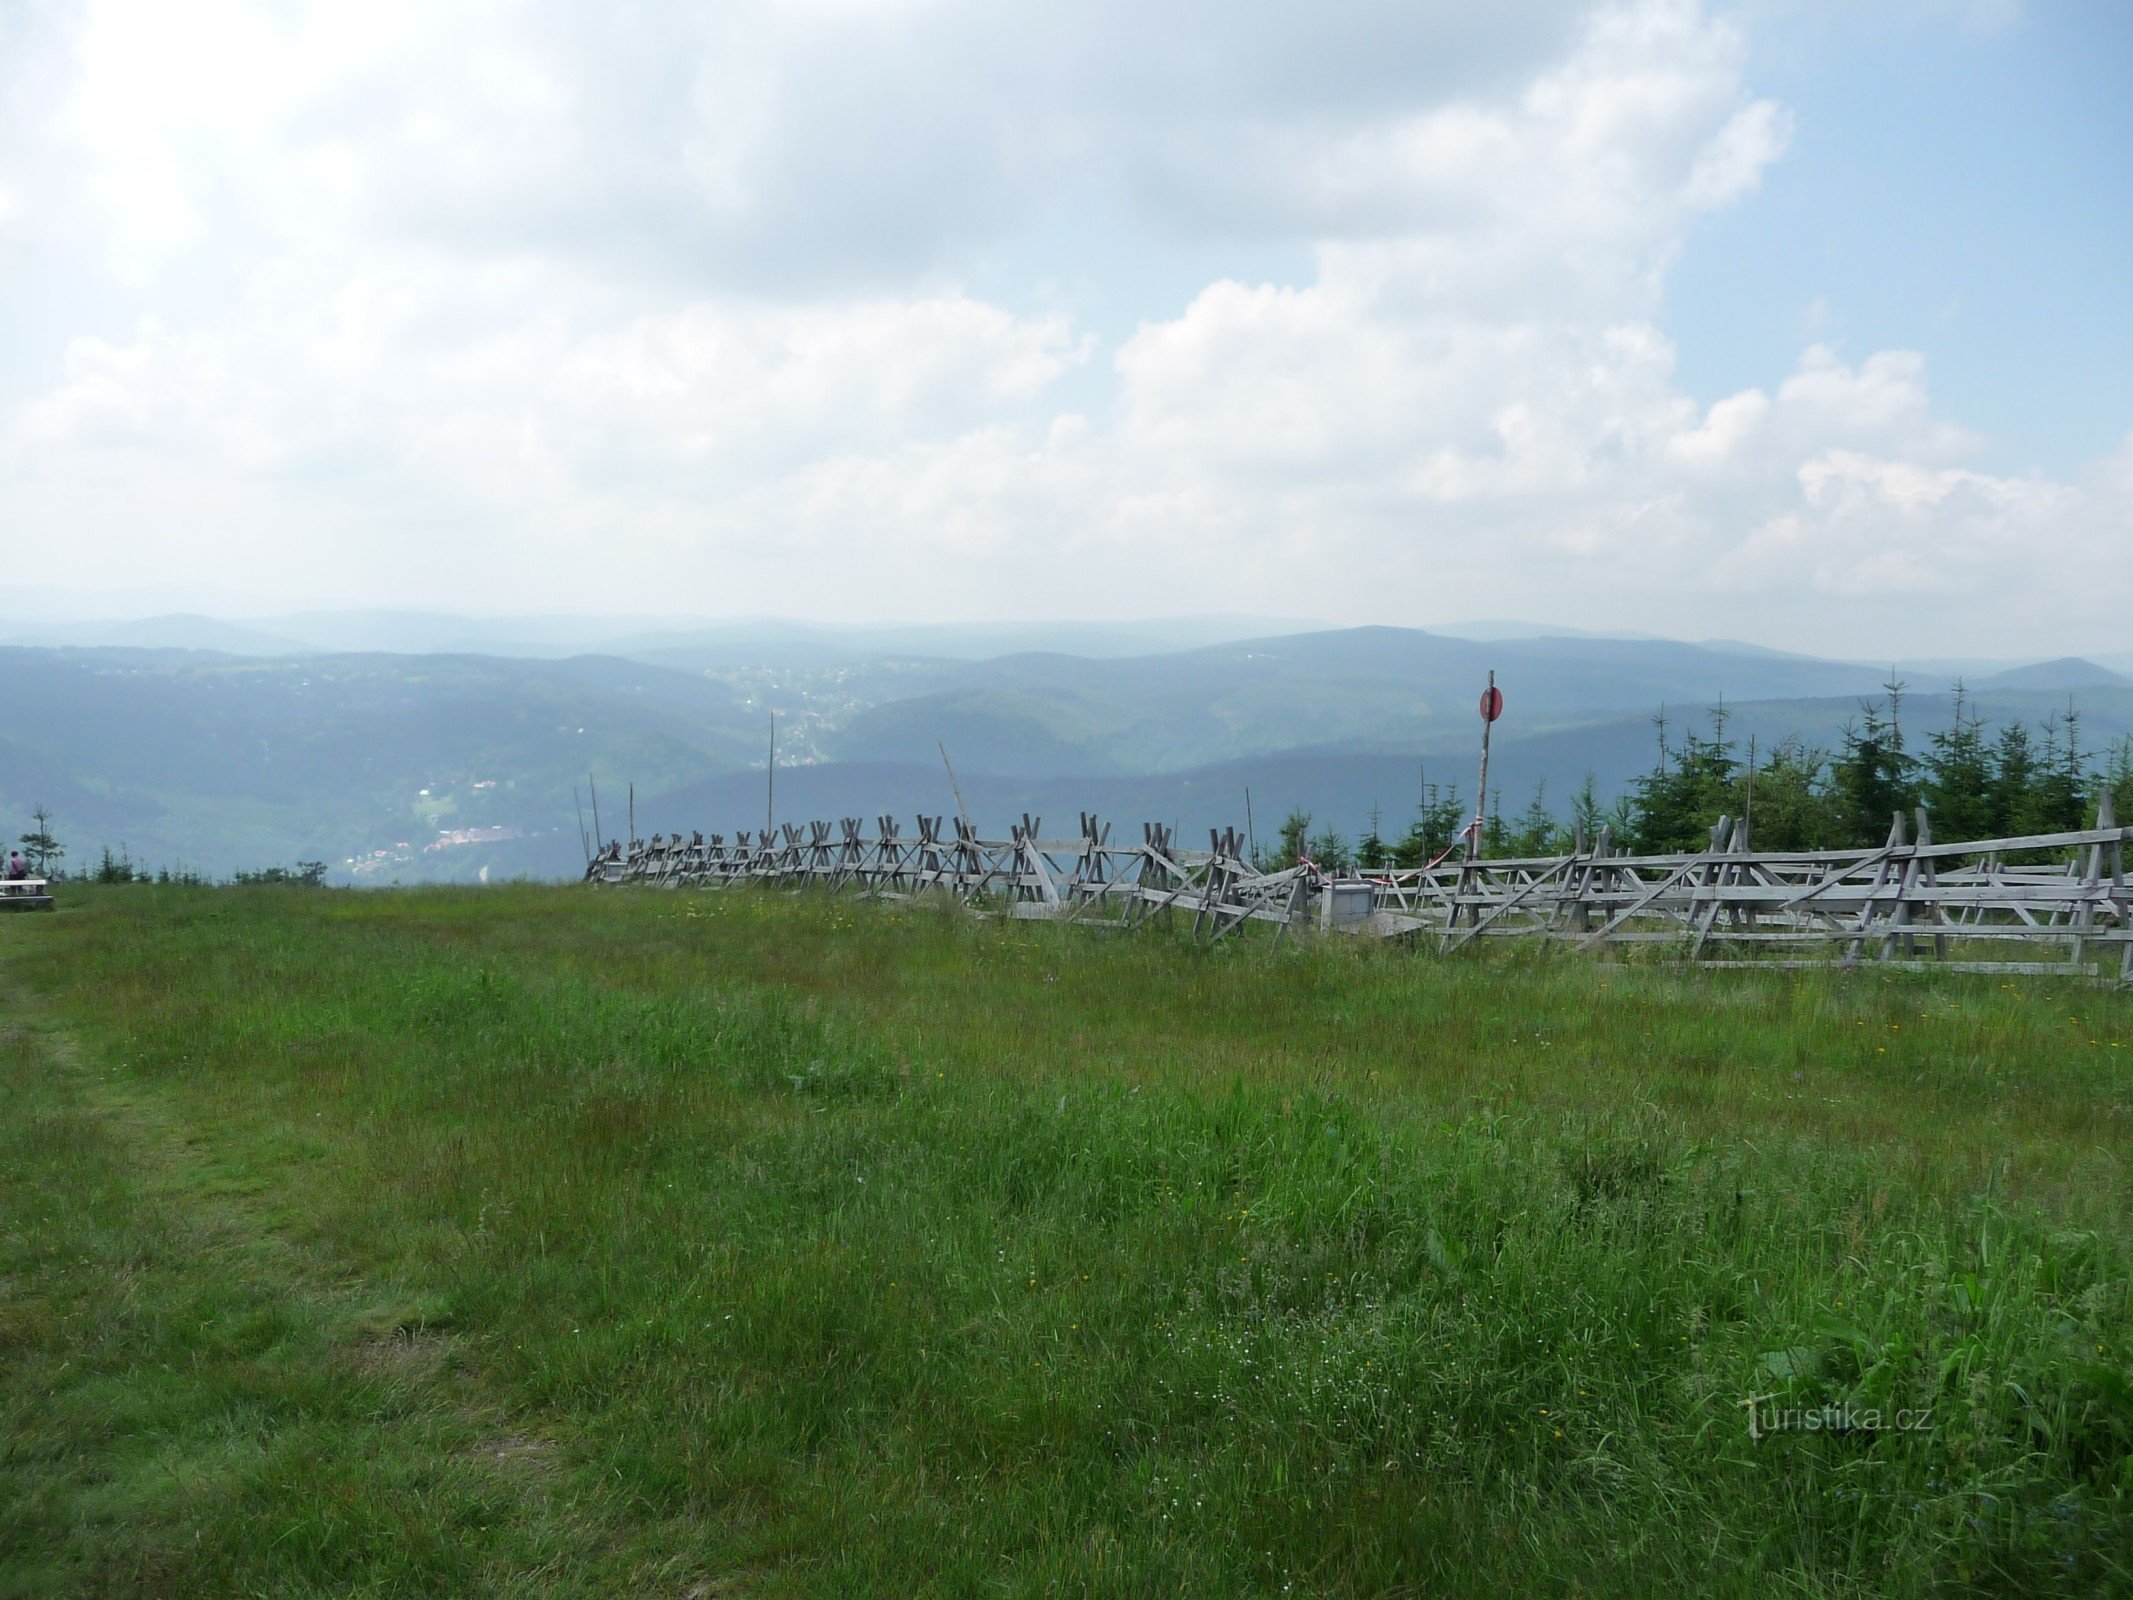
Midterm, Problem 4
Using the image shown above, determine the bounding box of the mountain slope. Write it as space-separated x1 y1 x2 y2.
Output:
648 684 2133 849
0 649 763 879
822 627 1932 776
1973 657 2128 691
9 630 2128 884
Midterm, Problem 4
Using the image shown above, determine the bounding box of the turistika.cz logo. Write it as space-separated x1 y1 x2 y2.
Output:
1740 1396 1933 1442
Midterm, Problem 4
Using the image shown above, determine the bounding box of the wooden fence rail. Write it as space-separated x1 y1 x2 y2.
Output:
587 795 2132 984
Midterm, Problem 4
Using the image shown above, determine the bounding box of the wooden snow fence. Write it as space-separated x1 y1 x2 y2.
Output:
587 796 2132 985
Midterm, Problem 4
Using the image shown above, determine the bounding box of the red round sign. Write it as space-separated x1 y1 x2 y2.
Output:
1480 686 1504 722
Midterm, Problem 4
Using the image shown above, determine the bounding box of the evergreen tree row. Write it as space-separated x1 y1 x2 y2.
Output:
1261 681 2133 871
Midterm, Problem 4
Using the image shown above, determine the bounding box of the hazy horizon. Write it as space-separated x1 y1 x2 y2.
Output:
4 600 2132 677
3 3 2130 658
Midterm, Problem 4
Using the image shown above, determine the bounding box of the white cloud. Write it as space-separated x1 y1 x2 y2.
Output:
0 0 2124 656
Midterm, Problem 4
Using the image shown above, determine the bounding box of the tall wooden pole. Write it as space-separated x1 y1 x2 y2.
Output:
1471 669 1496 858
1743 734 1756 849
766 716 776 838
939 742 972 836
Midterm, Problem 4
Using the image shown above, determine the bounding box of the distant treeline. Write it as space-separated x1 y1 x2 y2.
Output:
1276 682 2133 871
10 822 327 888
77 847 330 887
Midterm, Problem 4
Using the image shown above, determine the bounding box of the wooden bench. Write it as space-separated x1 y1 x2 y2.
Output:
0 878 54 912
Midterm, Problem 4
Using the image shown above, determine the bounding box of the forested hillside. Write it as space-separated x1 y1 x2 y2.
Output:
4 629 2129 883
0 649 763 881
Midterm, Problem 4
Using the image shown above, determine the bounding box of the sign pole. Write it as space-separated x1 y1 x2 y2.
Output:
1472 670 1501 858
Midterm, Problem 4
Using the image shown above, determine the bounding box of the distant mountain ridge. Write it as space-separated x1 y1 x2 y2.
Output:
5 619 2131 884
0 611 1330 663
1971 657 2128 691
644 684 2133 856
0 614 314 655
818 626 1930 777
6 608 2126 678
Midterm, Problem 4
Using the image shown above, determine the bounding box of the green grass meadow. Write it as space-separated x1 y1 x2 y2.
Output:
3 884 2131 1595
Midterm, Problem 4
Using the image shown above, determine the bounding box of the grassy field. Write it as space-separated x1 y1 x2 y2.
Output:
2 884 2130 1596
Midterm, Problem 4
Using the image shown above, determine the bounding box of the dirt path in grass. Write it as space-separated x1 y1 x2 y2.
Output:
0 986 641 1598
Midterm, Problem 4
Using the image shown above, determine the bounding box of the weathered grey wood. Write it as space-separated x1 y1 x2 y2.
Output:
587 798 2133 985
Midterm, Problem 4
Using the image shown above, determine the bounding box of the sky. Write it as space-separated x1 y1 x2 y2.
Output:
0 0 2128 657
